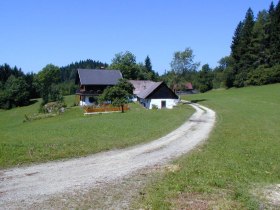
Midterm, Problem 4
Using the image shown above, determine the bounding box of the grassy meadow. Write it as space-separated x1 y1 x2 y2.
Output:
0 96 194 169
138 84 280 209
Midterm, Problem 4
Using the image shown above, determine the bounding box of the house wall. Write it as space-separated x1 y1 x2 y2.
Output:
147 84 178 99
79 96 95 106
140 98 179 109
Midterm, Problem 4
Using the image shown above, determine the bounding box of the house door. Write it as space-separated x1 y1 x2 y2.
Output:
161 100 166 108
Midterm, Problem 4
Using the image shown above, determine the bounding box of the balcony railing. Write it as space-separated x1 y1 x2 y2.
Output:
84 104 130 114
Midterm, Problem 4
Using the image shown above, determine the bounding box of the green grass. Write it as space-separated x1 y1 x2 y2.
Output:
138 84 280 209
0 96 194 169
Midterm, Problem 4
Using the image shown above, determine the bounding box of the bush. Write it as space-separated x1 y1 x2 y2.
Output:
0 75 30 109
23 113 57 122
247 65 280 86
198 84 210 93
152 104 158 109
39 101 66 113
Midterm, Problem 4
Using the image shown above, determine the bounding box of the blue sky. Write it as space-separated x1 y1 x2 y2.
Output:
0 0 278 75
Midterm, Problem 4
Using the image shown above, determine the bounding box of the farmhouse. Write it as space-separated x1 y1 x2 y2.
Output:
129 80 179 109
75 70 179 109
75 69 123 106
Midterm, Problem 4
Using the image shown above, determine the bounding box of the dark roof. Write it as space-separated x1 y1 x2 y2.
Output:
129 80 178 99
128 80 156 95
137 81 163 99
76 69 123 85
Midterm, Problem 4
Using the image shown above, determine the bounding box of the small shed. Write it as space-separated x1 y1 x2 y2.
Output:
129 80 179 109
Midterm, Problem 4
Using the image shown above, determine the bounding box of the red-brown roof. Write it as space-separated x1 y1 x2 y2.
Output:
185 82 193 90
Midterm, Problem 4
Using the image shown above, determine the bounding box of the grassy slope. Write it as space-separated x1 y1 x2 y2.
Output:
138 84 280 209
0 96 194 169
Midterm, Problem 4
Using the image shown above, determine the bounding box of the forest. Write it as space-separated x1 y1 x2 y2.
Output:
0 1 279 109
0 56 158 109
162 1 280 91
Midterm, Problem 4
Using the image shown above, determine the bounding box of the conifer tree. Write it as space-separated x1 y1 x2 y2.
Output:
144 56 152 72
239 8 255 69
270 1 280 65
234 8 255 87
231 21 244 67
249 10 270 68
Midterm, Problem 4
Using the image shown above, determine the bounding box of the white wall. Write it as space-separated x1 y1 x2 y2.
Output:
140 98 179 109
79 96 93 106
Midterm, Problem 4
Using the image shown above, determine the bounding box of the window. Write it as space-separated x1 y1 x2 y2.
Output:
89 97 96 103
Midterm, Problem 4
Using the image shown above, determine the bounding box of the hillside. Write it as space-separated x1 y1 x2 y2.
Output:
0 96 193 169
138 84 280 209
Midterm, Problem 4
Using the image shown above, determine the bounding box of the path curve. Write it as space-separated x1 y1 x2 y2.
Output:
0 102 215 208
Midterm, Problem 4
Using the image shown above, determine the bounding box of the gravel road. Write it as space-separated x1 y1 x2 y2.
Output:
0 102 215 209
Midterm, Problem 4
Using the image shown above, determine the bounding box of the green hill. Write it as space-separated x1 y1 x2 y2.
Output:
0 96 193 169
139 84 280 209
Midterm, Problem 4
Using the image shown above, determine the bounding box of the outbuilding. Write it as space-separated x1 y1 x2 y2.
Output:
129 80 179 109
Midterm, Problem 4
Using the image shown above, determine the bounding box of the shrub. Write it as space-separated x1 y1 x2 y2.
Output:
39 101 66 113
152 104 158 109
247 65 280 86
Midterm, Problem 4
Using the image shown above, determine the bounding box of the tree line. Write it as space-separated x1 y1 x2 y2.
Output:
161 1 280 92
1 1 279 109
228 1 280 87
0 60 108 109
0 54 159 109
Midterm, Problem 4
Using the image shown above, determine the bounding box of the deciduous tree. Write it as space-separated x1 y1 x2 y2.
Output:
98 79 134 113
110 51 139 79
170 47 200 75
35 64 63 105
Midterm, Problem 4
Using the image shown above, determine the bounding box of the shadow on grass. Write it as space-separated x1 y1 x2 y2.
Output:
28 99 38 105
190 99 207 103
181 99 207 104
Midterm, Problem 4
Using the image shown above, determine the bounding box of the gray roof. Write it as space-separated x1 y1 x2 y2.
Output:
138 81 163 99
128 80 156 95
129 80 163 99
77 69 123 85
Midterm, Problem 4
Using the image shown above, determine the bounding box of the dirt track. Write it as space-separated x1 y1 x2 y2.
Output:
0 102 215 209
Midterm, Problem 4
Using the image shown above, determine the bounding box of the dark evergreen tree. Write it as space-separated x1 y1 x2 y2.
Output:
231 21 244 64
60 59 108 82
233 8 255 87
0 64 24 84
196 64 213 93
0 64 33 109
145 56 152 72
240 8 255 67
24 72 40 99
249 10 270 68
143 56 158 81
270 1 280 65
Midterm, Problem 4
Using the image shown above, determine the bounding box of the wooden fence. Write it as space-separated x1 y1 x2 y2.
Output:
84 104 130 114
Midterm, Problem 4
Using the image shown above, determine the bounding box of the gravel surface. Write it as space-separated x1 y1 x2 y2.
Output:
0 102 216 209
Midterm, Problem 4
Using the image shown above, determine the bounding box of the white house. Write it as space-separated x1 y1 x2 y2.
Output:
129 80 179 109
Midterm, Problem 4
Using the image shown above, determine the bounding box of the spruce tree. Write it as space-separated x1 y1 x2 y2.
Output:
144 56 152 72
249 10 270 68
239 8 255 69
231 21 244 63
270 1 280 65
234 8 255 87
